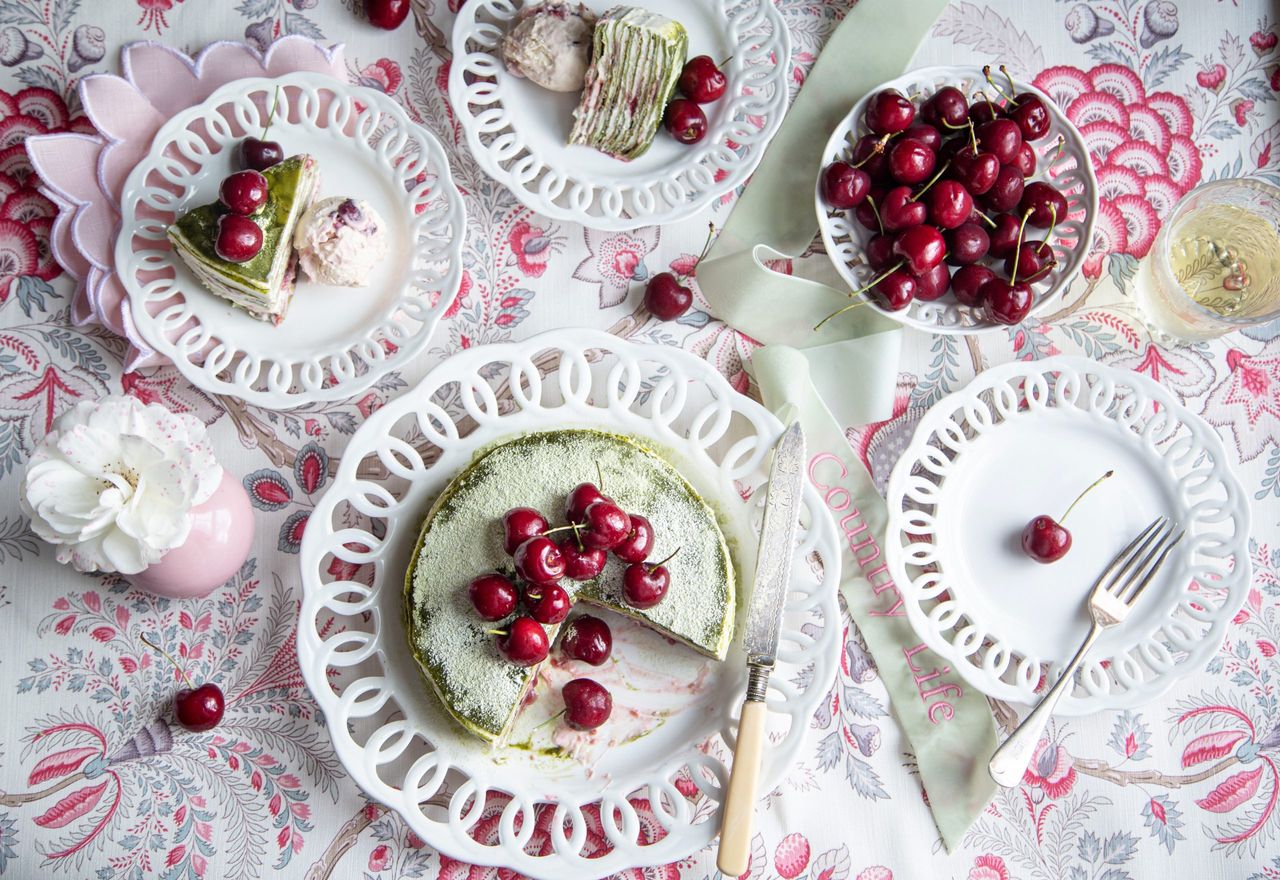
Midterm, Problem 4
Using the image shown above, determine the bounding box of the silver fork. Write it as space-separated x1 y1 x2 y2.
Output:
989 516 1184 787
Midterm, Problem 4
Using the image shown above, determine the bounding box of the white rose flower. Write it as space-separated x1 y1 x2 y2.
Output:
19 395 222 574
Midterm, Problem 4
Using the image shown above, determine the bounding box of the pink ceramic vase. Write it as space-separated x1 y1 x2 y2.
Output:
125 470 254 599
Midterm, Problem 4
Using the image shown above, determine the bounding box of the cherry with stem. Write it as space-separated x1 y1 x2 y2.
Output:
1020 470 1115 563
140 635 225 732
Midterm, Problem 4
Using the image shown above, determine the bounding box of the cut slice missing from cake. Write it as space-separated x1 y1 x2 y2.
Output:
166 154 319 324
568 6 688 161
404 429 736 745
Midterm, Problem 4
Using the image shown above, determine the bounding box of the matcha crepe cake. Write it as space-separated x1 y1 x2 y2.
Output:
569 6 688 160
166 154 318 324
404 429 735 744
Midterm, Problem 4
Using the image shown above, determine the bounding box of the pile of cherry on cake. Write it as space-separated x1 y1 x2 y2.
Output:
464 479 674 733
211 134 288 264
819 67 1070 325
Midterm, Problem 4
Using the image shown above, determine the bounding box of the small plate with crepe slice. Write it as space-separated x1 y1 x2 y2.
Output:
449 0 790 230
297 330 842 878
115 72 465 409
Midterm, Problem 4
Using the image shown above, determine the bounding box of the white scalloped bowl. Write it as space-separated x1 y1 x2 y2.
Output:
885 357 1251 713
296 330 841 878
815 66 1098 335
449 0 790 230
115 73 465 409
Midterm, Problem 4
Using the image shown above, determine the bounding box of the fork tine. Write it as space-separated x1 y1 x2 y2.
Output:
1119 528 1185 605
1090 517 1164 591
1098 517 1168 596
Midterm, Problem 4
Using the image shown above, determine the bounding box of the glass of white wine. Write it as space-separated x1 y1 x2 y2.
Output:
1134 178 1280 341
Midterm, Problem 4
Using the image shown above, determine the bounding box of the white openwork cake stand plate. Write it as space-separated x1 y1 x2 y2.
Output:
816 66 1099 335
450 0 790 230
116 72 466 409
297 330 841 878
885 357 1251 714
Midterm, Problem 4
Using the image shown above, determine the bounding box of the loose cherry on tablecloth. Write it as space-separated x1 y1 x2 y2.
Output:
1020 470 1115 564
365 0 411 29
139 635 224 732
644 222 714 322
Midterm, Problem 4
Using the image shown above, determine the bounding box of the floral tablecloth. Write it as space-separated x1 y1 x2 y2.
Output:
1 0 1279 878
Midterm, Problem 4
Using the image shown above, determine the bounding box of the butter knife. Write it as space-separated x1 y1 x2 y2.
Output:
716 420 806 876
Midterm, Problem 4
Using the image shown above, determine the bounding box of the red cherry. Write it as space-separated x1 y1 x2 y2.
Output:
560 540 607 580
969 97 1005 126
664 99 708 144
949 147 1000 195
921 86 969 129
879 186 927 231
220 171 268 215
945 222 990 265
1021 515 1071 563
623 560 670 608
524 582 571 625
903 123 942 152
982 166 1025 213
871 269 916 311
365 0 411 29
175 683 225 732
514 535 565 585
562 678 612 730
566 483 607 524
1005 241 1056 284
1010 93 1051 142
469 572 519 621
561 615 613 665
988 213 1023 259
678 55 727 103
866 233 895 270
820 161 871 209
891 225 946 275
977 118 1023 165
951 264 996 307
851 135 891 181
1019 181 1068 228
887 138 936 185
582 500 630 551
645 271 693 320
864 89 915 135
981 277 1034 324
926 180 974 229
502 507 549 555
612 514 654 564
240 137 283 171
214 214 263 263
853 188 885 232
496 616 549 666
913 262 951 301
1012 141 1037 178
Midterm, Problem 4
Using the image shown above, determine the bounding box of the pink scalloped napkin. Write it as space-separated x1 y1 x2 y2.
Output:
24 37 347 372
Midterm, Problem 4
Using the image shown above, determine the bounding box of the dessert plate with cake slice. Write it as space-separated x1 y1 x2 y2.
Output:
296 330 842 879
115 72 465 409
449 0 790 230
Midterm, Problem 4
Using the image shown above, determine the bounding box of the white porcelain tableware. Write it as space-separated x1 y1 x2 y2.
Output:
116 72 466 409
296 329 841 879
885 357 1250 714
816 66 1098 334
449 0 790 230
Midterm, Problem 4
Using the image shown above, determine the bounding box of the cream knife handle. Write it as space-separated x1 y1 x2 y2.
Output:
717 698 767 876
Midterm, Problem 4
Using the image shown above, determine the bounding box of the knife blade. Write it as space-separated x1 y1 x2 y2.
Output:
717 419 806 877
743 419 806 671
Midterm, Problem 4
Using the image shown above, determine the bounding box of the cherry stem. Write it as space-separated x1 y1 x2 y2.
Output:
595 460 605 492
850 134 892 169
999 65 1020 105
850 260 905 297
532 709 565 733
1060 470 1115 523
1010 208 1033 284
972 207 997 228
717 54 734 69
544 523 584 538
485 628 509 637
907 160 951 202
647 547 681 573
941 118 969 130
262 86 282 139
139 635 194 689
1053 134 1066 164
814 297 872 331
966 120 978 153
866 193 884 235
688 221 716 273
982 65 1015 106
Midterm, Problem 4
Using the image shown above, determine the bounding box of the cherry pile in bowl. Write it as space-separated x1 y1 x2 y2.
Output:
212 133 287 265
820 70 1070 325
663 55 727 146
463 478 673 731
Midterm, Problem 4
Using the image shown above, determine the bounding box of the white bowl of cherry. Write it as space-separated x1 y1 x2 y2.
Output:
815 65 1098 334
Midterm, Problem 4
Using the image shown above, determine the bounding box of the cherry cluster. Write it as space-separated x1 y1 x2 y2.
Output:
820 67 1070 325
465 479 673 731
212 120 287 264
663 55 728 146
